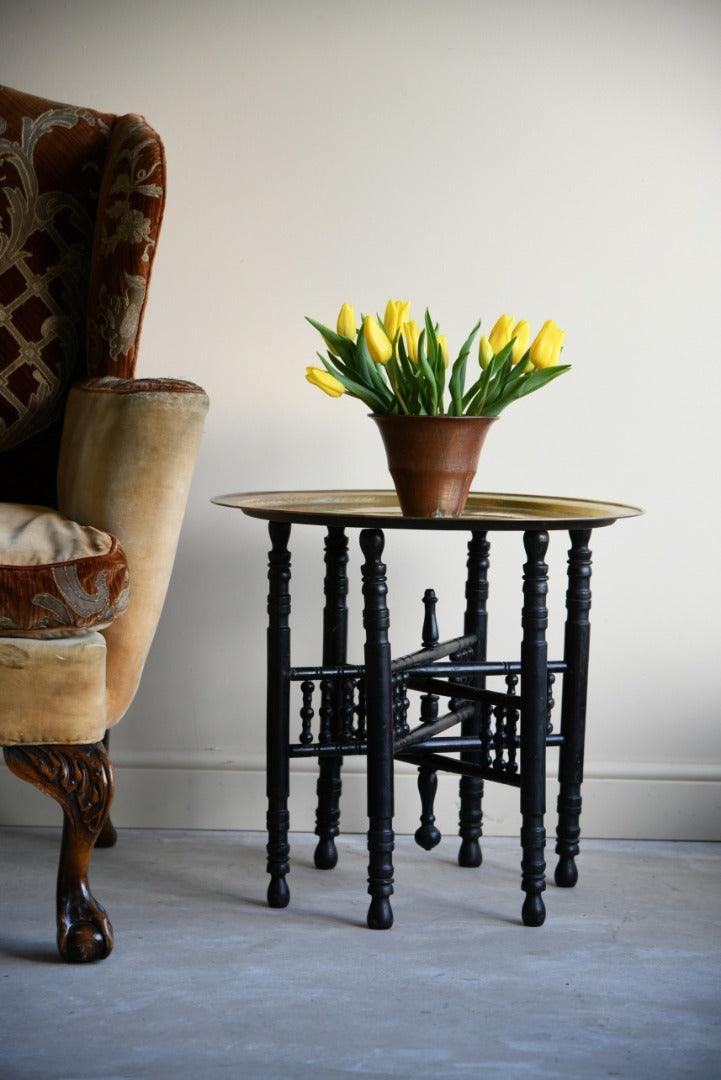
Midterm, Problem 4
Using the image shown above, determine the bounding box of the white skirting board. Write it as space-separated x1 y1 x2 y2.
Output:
1 752 719 841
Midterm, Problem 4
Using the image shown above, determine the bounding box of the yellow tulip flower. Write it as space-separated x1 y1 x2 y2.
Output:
511 319 531 365
306 366 345 397
336 302 356 339
437 333 449 369
479 335 494 369
363 315 393 364
488 313 515 355
404 320 421 364
383 299 411 343
529 319 565 369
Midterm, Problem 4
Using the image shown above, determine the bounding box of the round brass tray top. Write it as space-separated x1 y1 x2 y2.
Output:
211 490 643 531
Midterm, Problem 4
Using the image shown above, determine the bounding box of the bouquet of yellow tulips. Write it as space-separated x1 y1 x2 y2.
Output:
306 300 569 416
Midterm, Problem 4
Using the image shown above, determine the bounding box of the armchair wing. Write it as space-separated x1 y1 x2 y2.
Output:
58 376 209 726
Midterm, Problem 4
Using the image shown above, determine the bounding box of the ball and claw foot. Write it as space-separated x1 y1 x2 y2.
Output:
58 888 114 963
554 856 578 888
313 838 338 870
458 838 482 867
267 876 290 908
367 897 393 930
521 893 546 927
61 918 113 963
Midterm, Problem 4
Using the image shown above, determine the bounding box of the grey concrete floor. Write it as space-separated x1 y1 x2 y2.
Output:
0 828 719 1079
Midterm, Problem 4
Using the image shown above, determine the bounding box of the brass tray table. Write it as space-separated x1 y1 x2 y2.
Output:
212 490 642 929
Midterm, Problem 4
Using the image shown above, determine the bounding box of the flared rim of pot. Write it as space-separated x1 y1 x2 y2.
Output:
370 413 499 422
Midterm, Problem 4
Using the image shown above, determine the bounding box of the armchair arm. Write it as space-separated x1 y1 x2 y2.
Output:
57 377 209 726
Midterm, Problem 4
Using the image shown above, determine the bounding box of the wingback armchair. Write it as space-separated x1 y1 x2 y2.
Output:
0 85 209 961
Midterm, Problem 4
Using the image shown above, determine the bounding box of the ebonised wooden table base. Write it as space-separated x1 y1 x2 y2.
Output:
212 490 641 930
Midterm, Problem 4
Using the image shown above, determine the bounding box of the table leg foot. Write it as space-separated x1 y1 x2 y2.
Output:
367 896 393 930
267 876 290 908
554 855 578 888
314 757 342 869
520 820 547 927
554 788 580 885
555 790 581 888
458 837 482 868
314 837 338 870
266 801 290 909
366 819 395 930
522 892 546 927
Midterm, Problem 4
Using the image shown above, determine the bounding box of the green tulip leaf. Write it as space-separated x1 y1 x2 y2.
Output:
424 310 446 413
514 364 571 397
448 319 480 415
319 353 392 413
490 364 571 413
416 329 438 414
355 326 394 400
305 316 356 366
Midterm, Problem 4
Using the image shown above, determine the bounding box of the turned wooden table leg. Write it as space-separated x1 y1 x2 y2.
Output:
360 528 395 930
266 520 292 908
458 531 490 868
519 530 549 927
415 588 441 851
555 528 593 888
3 742 115 962
314 526 349 870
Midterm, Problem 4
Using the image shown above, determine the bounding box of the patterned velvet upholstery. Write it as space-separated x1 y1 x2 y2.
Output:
0 85 209 962
0 503 129 637
85 113 166 378
0 85 165 505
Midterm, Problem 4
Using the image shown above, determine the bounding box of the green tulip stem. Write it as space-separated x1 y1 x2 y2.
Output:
386 354 411 415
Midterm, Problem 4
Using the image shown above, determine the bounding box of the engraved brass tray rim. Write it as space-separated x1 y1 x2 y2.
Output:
211 490 643 531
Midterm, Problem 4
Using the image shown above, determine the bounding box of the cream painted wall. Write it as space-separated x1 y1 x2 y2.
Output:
2 0 720 838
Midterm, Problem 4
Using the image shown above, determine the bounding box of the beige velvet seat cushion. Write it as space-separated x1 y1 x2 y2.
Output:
0 503 129 637
0 632 107 745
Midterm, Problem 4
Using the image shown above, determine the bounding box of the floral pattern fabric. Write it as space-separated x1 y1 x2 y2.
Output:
0 503 129 637
0 86 112 506
0 85 165 506
86 113 166 377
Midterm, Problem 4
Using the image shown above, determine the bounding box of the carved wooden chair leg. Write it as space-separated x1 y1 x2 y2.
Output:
3 742 115 963
95 731 118 848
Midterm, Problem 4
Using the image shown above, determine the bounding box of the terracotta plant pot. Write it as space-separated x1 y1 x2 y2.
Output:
372 414 497 518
